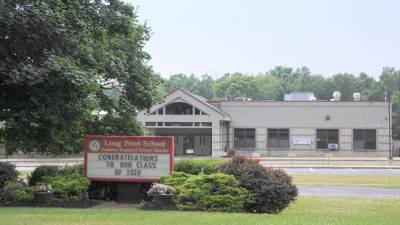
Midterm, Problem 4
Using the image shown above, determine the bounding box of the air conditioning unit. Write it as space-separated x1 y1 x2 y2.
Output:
328 144 339 150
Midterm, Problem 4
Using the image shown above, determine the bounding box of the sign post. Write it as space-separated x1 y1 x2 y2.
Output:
84 135 174 202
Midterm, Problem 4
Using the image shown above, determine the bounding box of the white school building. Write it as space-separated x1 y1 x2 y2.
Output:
137 89 393 157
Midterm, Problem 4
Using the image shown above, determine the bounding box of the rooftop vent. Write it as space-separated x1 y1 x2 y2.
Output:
353 92 361 101
284 92 316 101
330 91 341 101
234 96 251 102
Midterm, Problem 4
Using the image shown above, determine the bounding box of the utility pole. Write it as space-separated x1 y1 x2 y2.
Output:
386 91 392 159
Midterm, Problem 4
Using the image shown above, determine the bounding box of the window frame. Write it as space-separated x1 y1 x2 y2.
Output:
353 129 377 150
316 129 339 149
234 128 256 149
267 128 290 149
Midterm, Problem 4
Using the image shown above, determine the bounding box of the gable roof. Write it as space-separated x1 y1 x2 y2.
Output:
153 88 230 119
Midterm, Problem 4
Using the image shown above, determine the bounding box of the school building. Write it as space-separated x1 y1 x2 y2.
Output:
137 89 393 157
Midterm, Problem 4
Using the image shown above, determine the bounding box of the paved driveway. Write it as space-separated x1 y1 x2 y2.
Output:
299 185 400 198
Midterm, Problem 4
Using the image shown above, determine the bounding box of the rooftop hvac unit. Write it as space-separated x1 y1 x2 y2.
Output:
353 92 361 101
328 143 339 150
331 91 341 101
234 96 249 102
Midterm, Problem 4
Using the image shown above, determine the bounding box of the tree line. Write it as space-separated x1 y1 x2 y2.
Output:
161 66 400 139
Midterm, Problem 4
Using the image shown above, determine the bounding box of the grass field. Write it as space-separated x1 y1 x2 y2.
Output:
0 197 399 225
292 175 400 187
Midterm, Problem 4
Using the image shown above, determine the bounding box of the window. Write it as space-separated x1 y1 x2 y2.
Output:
165 122 193 127
353 129 376 150
234 128 255 148
268 129 289 149
157 122 163 126
316 129 339 149
201 122 212 127
145 122 156 126
195 108 201 115
165 102 193 115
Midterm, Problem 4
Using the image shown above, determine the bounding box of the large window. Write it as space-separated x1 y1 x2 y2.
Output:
165 102 193 115
316 129 339 149
268 129 289 149
353 129 376 150
234 128 255 148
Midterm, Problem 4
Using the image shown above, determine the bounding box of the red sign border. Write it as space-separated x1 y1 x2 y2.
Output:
84 135 174 183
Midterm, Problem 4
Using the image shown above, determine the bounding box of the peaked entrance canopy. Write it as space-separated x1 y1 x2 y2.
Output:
137 89 230 157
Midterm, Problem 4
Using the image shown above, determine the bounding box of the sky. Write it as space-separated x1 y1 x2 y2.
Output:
125 0 400 79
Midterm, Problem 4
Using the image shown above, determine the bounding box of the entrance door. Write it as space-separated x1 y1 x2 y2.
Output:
183 135 194 155
174 136 184 155
194 135 212 156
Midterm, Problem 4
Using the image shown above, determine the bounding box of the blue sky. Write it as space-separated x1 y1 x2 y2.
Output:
126 0 400 78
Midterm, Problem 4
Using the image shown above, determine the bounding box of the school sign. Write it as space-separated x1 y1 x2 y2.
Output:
84 135 174 182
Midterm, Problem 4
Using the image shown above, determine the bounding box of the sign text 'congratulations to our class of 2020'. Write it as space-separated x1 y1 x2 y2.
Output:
84 135 174 182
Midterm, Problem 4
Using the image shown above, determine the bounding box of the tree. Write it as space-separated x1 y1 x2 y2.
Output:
330 73 356 101
213 73 257 99
0 0 161 154
161 74 214 99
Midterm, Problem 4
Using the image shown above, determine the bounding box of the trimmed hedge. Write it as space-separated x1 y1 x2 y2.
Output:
160 172 192 187
220 156 298 213
174 159 224 175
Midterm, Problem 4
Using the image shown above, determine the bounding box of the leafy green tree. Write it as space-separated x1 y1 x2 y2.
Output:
330 73 356 101
214 73 256 99
354 73 378 100
161 74 214 99
0 0 161 154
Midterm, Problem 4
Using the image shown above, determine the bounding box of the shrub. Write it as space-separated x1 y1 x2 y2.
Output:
174 159 224 175
0 162 18 192
160 172 192 187
2 181 33 202
220 156 297 213
45 172 90 200
174 173 252 212
28 165 60 186
61 164 84 176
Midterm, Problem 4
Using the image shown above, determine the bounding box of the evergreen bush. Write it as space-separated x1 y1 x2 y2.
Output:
174 173 252 212
220 156 297 213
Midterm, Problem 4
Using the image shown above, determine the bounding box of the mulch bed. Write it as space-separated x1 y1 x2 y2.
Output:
0 199 176 210
0 199 103 208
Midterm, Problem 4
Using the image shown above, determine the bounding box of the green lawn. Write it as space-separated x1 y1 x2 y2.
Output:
0 197 399 225
293 175 400 187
